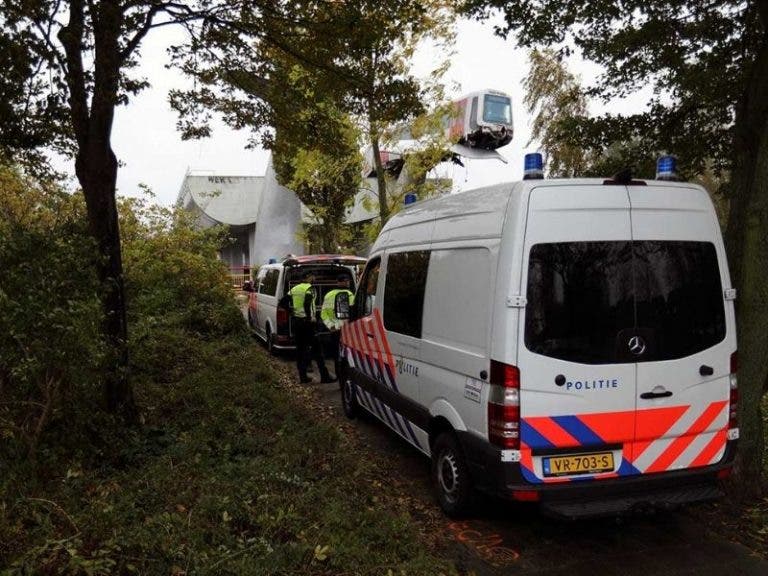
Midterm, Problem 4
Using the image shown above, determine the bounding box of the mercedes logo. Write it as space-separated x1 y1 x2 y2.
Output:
628 336 646 356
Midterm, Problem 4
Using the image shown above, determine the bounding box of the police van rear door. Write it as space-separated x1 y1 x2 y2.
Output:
517 184 638 483
627 184 733 475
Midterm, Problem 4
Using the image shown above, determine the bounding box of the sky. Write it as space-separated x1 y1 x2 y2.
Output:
55 13 648 206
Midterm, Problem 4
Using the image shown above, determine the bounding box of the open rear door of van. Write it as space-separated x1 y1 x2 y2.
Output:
627 184 735 476
518 184 639 484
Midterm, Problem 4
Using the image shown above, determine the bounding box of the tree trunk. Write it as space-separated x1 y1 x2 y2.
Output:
60 0 137 422
324 214 341 253
724 32 768 496
75 147 137 421
370 130 390 224
321 221 334 253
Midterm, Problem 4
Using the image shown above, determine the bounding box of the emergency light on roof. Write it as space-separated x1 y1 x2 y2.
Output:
656 155 679 181
523 153 544 180
404 193 417 205
268 257 277 264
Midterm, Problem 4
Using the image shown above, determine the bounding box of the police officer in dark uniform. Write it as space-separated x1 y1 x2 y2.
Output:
289 272 334 384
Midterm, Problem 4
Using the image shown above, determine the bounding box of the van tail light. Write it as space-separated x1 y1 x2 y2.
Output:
729 351 738 429
488 360 520 449
511 489 540 501
717 467 732 480
276 306 289 328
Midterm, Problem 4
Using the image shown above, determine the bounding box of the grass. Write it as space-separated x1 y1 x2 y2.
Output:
0 333 458 575
694 394 768 558
728 394 768 554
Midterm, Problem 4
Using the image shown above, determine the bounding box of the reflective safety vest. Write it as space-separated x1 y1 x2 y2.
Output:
289 283 316 319
321 289 354 331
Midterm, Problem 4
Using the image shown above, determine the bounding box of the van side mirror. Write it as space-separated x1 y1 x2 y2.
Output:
242 280 254 293
334 292 350 319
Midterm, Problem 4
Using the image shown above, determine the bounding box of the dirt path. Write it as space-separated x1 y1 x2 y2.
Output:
261 338 767 575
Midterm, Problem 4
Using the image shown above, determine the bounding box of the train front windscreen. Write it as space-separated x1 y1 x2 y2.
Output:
483 94 512 125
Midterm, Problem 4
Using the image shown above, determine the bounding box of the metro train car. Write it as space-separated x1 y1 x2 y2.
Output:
447 89 513 151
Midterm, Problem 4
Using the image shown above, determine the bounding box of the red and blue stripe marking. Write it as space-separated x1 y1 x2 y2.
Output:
341 311 422 450
520 402 727 483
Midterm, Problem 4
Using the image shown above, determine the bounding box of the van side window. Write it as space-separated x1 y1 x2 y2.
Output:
269 269 280 295
356 258 381 318
255 269 267 293
383 251 430 338
260 269 279 296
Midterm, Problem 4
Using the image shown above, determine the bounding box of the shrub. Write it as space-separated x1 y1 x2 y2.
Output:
120 196 245 340
0 171 246 462
119 195 247 384
0 166 103 460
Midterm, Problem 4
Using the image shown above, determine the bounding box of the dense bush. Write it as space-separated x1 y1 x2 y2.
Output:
0 166 103 460
119 196 243 338
118 196 246 384
0 169 245 462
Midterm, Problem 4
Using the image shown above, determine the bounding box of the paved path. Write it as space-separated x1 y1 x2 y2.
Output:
258 332 767 575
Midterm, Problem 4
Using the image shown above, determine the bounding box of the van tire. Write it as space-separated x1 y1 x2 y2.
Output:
432 432 473 518
266 327 275 355
339 364 359 419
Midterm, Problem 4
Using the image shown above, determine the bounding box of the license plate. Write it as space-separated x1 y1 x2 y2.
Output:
542 452 614 477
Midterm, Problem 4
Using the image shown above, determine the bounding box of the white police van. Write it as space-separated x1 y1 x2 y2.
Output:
244 254 365 353
339 155 738 518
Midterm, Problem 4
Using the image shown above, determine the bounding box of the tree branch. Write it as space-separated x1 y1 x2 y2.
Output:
24 497 80 535
31 0 68 73
119 0 225 62
89 0 122 148
120 2 163 61
57 0 90 149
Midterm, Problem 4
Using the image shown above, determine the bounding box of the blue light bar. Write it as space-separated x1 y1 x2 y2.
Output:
523 153 544 180
268 257 277 264
404 193 417 205
656 155 678 181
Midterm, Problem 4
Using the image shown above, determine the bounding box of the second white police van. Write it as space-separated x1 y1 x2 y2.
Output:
339 155 738 518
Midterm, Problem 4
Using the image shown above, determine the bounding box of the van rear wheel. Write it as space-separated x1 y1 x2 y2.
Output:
266 327 275 355
339 363 359 419
432 432 473 518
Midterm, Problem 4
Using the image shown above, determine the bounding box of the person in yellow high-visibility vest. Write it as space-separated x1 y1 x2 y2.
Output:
321 275 355 377
289 272 333 384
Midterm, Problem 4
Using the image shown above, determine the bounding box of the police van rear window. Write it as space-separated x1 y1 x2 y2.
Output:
633 241 726 361
525 241 725 364
285 266 355 302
